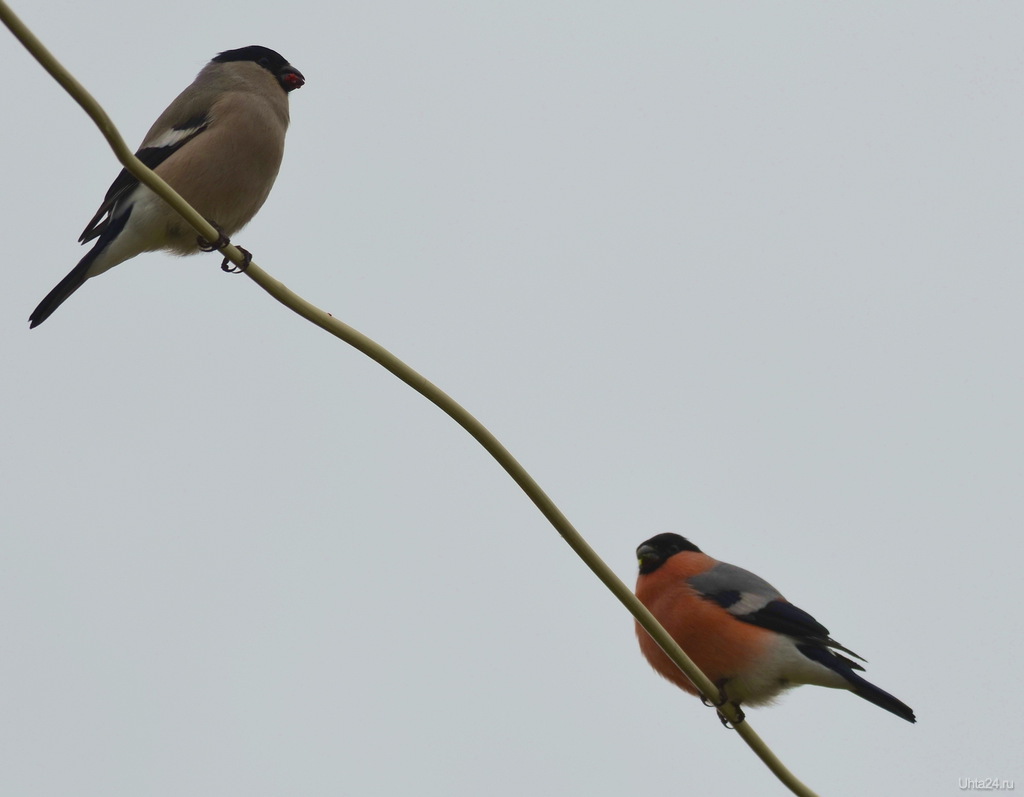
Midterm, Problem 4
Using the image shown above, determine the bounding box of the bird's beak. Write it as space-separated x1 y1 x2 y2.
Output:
636 544 658 570
281 66 305 91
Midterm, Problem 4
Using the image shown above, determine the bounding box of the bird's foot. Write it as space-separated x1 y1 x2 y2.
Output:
716 704 746 729
197 225 250 273
700 679 745 728
197 230 229 252
221 247 252 273
699 678 732 708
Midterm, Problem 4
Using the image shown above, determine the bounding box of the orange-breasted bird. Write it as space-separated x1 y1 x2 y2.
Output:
634 533 915 723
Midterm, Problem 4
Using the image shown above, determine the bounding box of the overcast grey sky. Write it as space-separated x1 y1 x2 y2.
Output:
3 3 1022 795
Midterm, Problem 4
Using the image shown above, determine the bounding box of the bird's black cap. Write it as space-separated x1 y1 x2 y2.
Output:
213 46 305 92
636 533 702 574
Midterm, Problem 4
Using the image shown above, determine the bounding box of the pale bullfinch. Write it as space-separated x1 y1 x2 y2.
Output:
635 533 915 723
30 45 304 328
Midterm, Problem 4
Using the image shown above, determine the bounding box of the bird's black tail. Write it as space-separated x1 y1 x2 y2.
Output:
29 209 134 328
797 643 916 723
29 260 91 328
848 674 917 723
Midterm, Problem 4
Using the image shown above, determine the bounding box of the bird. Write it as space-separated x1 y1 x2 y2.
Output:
29 45 304 328
634 533 915 723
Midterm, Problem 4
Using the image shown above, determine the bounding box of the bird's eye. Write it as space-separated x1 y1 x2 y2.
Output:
258 57 271 68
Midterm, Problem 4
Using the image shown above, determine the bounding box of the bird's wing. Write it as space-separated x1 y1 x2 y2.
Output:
688 562 866 664
78 111 212 243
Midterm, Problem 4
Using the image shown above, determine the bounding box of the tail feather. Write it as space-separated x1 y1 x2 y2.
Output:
30 208 132 328
797 643 916 723
849 675 917 724
29 259 92 328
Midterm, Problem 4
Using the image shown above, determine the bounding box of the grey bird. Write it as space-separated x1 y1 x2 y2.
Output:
30 45 304 328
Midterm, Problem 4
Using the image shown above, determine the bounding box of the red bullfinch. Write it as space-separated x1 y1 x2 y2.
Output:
634 533 915 723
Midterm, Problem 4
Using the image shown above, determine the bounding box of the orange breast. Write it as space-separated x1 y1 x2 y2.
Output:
635 552 773 695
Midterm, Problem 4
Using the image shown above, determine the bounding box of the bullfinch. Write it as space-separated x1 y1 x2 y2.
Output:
635 533 915 723
29 46 304 328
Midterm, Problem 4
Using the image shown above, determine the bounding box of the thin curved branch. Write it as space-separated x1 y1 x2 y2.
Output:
1 5 819 796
